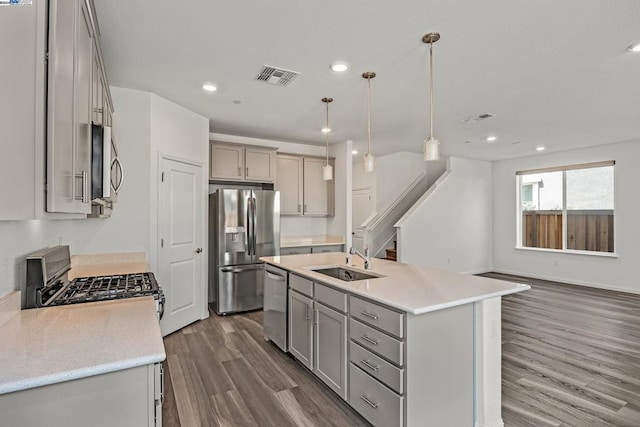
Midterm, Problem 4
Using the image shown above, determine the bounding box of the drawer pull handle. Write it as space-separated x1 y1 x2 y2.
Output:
360 395 380 409
361 335 379 345
360 359 379 372
360 310 379 320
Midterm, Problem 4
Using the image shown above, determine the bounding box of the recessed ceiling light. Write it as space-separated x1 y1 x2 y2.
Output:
321 127 331 133
486 136 498 142
536 146 545 151
352 149 359 155
626 42 640 53
202 83 217 92
330 62 349 72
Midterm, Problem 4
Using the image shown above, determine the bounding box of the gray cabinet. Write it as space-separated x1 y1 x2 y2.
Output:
0 363 163 427
210 143 276 182
276 154 334 217
289 290 314 370
47 0 94 214
314 302 348 400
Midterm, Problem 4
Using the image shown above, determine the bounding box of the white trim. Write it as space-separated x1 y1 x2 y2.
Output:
475 420 504 427
462 268 493 275
492 268 640 295
514 246 618 258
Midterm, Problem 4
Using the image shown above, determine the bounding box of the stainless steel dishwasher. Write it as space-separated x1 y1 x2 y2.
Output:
263 265 288 352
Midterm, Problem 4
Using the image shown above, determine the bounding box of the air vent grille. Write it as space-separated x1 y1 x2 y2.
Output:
460 113 495 124
255 65 300 87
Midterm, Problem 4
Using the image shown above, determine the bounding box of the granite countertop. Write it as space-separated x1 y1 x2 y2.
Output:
260 253 530 315
280 235 345 248
0 297 165 395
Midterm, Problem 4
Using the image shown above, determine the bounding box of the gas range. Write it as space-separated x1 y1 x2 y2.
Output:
25 246 164 318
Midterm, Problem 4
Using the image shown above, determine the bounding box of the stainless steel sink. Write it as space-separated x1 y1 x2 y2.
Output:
312 267 381 282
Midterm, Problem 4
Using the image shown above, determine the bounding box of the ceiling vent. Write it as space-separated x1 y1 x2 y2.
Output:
460 113 495 124
255 65 300 87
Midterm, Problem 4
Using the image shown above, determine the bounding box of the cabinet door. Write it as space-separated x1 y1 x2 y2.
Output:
289 291 314 370
74 0 93 211
303 157 332 216
47 0 92 214
276 155 303 215
314 302 348 400
245 147 276 182
210 143 244 180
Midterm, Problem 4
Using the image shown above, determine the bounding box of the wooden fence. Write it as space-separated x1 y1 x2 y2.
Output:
522 210 614 252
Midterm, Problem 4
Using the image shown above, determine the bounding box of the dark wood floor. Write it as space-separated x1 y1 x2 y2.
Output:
162 307 370 427
163 275 640 426
483 273 640 427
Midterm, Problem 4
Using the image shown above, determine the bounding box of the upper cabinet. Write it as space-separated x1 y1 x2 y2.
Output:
209 142 276 183
0 0 113 219
276 154 334 217
47 0 94 214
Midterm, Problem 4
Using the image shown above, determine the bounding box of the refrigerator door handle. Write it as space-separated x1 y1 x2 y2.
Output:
252 197 257 260
246 197 253 256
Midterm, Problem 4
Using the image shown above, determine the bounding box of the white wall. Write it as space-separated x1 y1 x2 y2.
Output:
328 140 353 248
375 152 429 212
149 94 209 274
208 133 336 238
493 140 640 293
0 87 152 303
398 157 493 274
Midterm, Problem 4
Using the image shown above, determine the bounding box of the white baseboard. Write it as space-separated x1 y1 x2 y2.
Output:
462 268 493 275
475 420 504 427
491 268 640 295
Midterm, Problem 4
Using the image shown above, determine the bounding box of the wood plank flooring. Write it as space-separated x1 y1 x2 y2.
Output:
163 275 640 426
482 273 640 427
162 308 370 427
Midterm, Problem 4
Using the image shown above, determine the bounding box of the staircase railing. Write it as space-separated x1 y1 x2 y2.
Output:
359 172 431 258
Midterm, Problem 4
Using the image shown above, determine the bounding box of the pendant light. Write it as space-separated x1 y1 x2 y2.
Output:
362 71 376 173
321 97 334 181
423 32 441 161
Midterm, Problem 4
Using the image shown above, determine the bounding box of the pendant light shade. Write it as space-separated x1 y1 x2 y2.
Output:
321 97 333 181
422 32 441 161
362 72 376 173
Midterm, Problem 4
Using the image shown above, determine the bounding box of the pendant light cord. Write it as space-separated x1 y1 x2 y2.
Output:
325 101 329 165
429 40 434 138
367 76 372 155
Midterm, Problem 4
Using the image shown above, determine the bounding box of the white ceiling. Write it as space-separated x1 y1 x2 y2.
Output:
94 0 640 161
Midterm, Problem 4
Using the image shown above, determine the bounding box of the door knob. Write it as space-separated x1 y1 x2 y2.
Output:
195 248 203 254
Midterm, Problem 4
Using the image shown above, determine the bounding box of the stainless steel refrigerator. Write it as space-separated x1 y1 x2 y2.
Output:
209 189 280 315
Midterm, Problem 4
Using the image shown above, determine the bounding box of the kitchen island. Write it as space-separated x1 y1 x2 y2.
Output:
261 252 529 427
0 295 165 427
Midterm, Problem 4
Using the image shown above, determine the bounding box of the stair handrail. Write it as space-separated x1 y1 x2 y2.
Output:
364 172 426 232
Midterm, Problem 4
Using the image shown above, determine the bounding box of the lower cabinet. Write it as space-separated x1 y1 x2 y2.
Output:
289 290 314 370
313 302 348 399
0 363 163 427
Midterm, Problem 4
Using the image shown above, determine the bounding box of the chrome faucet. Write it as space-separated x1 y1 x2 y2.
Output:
349 247 371 270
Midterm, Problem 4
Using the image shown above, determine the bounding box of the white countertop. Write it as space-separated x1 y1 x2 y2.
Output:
0 297 165 395
260 253 530 315
280 235 344 248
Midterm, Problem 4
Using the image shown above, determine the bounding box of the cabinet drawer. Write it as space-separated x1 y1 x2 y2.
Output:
349 364 403 427
350 296 404 339
311 244 343 253
350 341 404 394
289 274 313 297
350 319 404 367
315 282 347 313
280 246 312 255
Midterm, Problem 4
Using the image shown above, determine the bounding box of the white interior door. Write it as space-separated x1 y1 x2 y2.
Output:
352 187 373 251
160 157 204 336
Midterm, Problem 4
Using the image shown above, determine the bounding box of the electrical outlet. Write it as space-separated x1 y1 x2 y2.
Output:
447 257 451 264
553 260 559 267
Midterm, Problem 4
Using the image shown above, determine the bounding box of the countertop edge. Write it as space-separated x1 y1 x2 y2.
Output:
0 352 166 395
262 258 530 315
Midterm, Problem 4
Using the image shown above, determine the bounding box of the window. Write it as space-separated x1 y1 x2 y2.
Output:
517 161 615 253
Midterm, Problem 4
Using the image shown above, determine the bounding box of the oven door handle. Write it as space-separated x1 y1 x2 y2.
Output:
158 292 165 320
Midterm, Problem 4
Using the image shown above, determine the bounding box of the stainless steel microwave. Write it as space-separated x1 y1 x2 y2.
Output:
90 124 123 217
